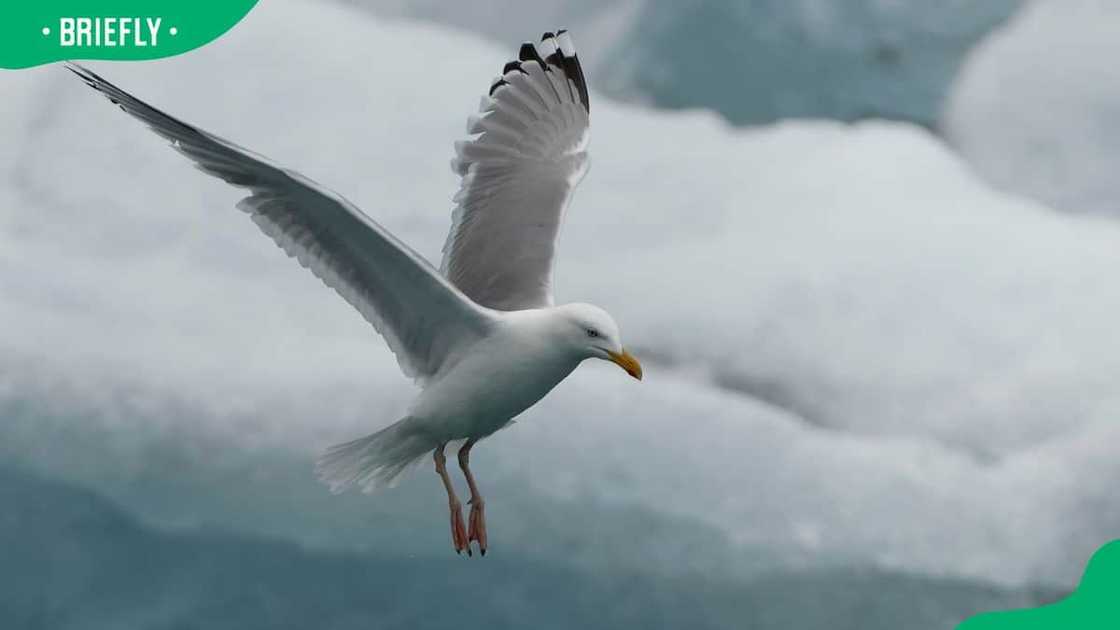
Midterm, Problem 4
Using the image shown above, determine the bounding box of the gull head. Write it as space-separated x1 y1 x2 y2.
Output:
554 303 642 380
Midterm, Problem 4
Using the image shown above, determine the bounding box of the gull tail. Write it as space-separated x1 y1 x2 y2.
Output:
315 417 433 493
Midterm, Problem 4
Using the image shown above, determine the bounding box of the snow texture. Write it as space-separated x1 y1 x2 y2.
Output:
945 0 1120 215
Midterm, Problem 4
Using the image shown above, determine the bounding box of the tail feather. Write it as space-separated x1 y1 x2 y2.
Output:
315 418 433 493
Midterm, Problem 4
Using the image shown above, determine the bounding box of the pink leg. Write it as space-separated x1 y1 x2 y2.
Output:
435 444 468 555
458 439 488 556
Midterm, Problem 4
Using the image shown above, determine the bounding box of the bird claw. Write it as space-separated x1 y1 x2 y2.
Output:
467 499 487 556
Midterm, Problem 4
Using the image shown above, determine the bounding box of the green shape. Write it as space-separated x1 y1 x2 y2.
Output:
1 0 258 69
959 540 1120 629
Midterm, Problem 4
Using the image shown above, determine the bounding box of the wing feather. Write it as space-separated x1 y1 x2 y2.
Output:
65 62 494 383
441 31 590 311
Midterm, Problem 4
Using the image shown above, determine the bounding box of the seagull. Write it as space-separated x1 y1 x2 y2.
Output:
65 29 641 557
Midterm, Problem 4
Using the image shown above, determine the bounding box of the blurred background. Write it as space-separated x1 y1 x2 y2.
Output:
2 0 1119 627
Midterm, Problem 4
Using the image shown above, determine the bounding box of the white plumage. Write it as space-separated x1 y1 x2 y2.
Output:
66 30 640 556
444 35 591 311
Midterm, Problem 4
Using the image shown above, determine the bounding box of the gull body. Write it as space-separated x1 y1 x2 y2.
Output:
412 303 628 441
66 29 639 556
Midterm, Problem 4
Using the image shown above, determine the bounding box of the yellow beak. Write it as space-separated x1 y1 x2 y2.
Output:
607 349 643 380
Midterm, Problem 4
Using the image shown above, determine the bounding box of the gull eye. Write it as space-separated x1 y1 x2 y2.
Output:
586 328 600 338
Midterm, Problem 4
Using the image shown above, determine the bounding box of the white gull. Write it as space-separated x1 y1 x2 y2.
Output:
66 29 641 556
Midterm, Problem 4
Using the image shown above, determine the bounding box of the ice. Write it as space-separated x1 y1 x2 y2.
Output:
353 0 1021 126
1 0 1117 593
0 464 1050 630
944 0 1120 215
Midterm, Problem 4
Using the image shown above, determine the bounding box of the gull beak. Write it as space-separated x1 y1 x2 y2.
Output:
607 349 643 380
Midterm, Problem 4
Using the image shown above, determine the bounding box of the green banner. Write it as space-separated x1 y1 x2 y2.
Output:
959 540 1120 629
0 0 258 69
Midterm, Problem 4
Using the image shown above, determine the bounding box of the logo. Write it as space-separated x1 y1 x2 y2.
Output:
1 1 258 69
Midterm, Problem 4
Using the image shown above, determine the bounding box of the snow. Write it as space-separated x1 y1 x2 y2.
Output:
1 0 1116 593
944 0 1120 215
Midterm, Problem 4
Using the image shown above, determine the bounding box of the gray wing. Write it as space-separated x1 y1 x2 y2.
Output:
441 31 590 311
66 63 493 383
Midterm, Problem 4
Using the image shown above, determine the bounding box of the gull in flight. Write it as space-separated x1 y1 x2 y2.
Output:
66 30 640 557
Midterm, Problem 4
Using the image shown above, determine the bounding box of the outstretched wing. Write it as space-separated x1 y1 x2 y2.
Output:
441 30 591 311
66 62 494 383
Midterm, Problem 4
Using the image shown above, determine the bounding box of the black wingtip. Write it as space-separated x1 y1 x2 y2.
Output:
62 61 113 97
518 42 546 69
490 30 590 112
62 61 93 84
488 78 508 96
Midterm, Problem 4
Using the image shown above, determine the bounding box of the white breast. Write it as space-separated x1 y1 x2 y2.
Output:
407 311 580 441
